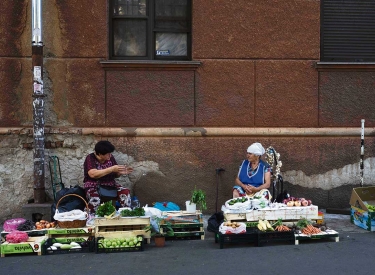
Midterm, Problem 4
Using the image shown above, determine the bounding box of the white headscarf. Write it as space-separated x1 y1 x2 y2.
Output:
247 142 265 156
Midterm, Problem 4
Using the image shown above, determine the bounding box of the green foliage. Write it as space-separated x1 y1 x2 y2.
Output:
191 186 207 210
272 218 283 227
367 204 375 212
144 216 174 237
246 222 259 228
296 217 312 229
120 207 145 217
96 201 116 217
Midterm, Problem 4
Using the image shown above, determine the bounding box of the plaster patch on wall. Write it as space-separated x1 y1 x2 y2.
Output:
112 152 163 190
284 157 375 190
44 142 164 196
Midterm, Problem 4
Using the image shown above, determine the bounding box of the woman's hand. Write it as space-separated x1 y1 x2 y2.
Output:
124 165 134 175
244 185 256 194
111 165 125 174
115 165 134 175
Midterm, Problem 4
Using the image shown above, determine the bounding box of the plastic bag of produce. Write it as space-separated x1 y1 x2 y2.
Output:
3 218 26 232
219 222 246 234
225 197 251 210
144 205 163 233
6 231 29 243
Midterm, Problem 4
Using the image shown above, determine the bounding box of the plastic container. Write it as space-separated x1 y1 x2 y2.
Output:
95 236 144 253
217 227 258 249
257 230 295 247
42 237 95 255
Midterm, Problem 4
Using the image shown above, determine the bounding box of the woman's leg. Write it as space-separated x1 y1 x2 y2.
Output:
233 186 245 198
116 184 132 208
233 189 240 198
85 187 101 214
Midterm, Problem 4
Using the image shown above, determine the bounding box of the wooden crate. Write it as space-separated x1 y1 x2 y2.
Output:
160 211 205 240
94 217 151 243
224 213 247 222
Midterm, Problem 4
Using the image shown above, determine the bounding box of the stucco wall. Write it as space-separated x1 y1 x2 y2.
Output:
1 129 374 223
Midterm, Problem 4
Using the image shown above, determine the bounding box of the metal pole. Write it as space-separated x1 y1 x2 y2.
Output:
32 0 45 203
360 119 365 187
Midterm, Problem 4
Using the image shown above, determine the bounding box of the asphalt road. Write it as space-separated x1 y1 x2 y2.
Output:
2 231 375 275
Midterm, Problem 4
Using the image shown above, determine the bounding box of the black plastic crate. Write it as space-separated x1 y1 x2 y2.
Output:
217 227 259 249
42 236 95 255
95 236 144 253
257 230 295 246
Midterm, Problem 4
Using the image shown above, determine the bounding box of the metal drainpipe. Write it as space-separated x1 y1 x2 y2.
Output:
32 0 45 203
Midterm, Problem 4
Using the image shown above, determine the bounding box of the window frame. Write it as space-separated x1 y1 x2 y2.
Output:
109 0 192 61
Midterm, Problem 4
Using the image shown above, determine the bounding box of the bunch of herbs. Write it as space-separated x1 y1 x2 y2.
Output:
96 201 116 217
120 207 145 217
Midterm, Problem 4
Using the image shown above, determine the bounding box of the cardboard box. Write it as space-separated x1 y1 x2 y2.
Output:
47 226 95 235
349 187 375 231
1 236 47 256
350 206 375 231
349 187 375 210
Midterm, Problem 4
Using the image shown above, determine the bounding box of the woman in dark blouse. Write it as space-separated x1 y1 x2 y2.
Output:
83 140 133 213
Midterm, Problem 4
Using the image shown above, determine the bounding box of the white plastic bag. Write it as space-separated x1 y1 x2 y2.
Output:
54 209 87 221
143 205 163 217
225 197 251 210
143 205 163 233
219 222 247 234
